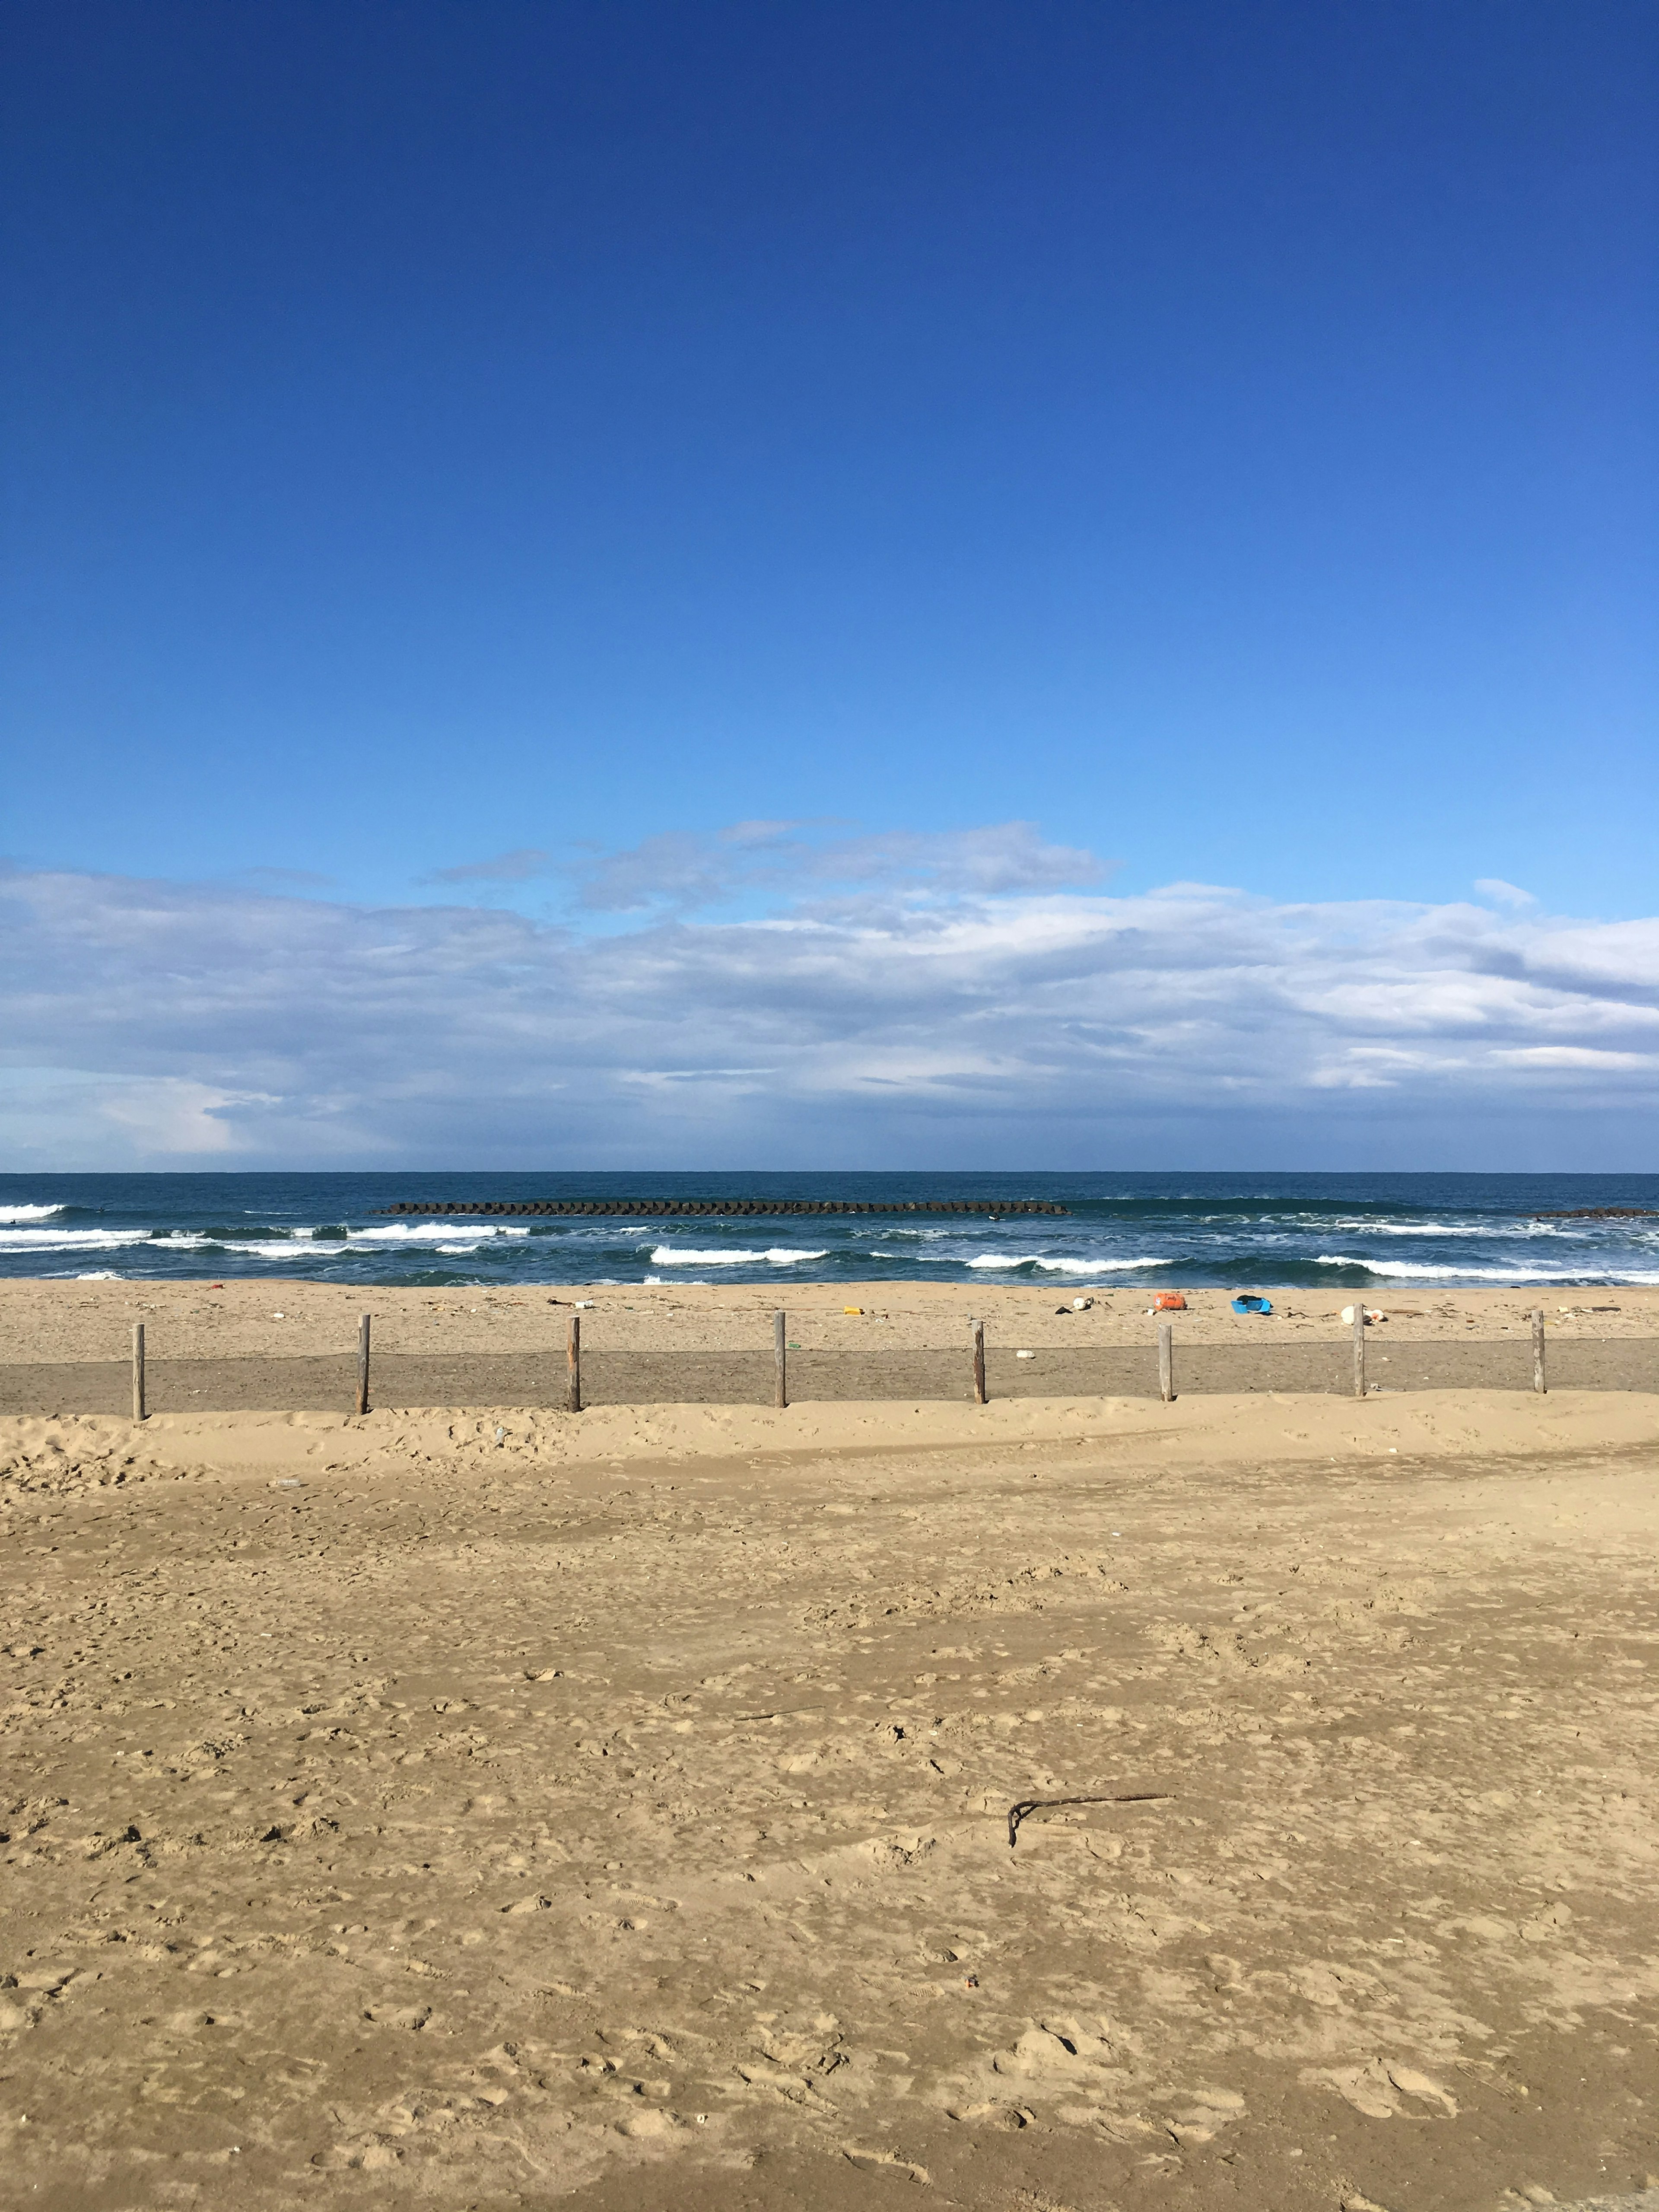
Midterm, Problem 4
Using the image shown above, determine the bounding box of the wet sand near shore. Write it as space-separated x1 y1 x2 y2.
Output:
3 1387 1658 2209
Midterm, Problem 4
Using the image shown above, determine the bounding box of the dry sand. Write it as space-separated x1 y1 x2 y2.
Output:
7 1278 1656 1361
3 1377 1659 2210
3 1279 1656 1418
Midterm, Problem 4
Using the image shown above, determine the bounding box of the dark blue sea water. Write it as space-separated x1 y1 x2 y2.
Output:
1 1172 1656 1290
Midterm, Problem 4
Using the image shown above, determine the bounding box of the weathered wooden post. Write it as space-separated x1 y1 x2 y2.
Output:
131 1322 146 1423
1352 1306 1367 1398
356 1312 371 1416
1158 1321 1173 1404
1532 1308 1546 1394
971 1319 987 1405
567 1312 582 1414
773 1309 787 1408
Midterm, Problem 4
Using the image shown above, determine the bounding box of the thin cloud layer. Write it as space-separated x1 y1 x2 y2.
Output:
569 819 1106 912
1 852 1655 1166
426 847 551 884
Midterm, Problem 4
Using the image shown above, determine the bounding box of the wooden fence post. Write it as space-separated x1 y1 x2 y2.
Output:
356 1312 371 1416
1158 1321 1173 1404
131 1322 146 1423
1352 1306 1366 1398
773 1309 788 1408
971 1319 987 1405
1532 1309 1546 1394
567 1313 582 1414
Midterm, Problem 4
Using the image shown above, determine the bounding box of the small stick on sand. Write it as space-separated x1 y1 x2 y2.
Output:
1008 1791 1172 1849
355 1312 371 1416
1353 1305 1367 1398
131 1322 146 1423
773 1309 787 1409
567 1312 582 1414
1158 1320 1173 1403
971 1318 986 1405
1533 1308 1546 1394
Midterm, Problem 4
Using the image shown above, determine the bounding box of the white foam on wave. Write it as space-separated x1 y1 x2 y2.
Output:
0 1203 66 1223
1316 1253 1658 1283
350 1222 530 1243
966 1252 1172 1273
76 1270 119 1280
1324 1217 1564 1239
0 1220 531 1260
3 1227 344 1262
206 1242 316 1261
0 1226 146 1252
648 1245 830 1267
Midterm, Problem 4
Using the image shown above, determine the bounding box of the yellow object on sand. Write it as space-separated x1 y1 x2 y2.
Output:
843 1306 864 1315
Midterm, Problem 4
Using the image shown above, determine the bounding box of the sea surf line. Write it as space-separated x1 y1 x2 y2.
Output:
1 1172 1656 1289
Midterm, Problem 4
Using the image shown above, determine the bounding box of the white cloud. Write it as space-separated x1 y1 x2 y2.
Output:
1474 877 1538 909
0 847 1655 1168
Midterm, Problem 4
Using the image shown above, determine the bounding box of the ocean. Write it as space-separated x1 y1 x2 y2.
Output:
0 1171 1656 1290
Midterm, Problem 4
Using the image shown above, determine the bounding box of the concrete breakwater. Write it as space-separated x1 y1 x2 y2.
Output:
374 1198 1070 1217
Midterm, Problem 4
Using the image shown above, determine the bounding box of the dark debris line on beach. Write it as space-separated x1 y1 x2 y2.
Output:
374 1198 1070 1217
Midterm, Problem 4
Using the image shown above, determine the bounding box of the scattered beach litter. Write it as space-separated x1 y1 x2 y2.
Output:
1231 1294 1273 1315
1341 1304 1386 1325
1016 1349 1036 1359
1152 1292 1186 1312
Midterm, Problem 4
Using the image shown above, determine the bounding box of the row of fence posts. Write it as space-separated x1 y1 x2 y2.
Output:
1347 1308 1547 1400
129 1315 377 1424
122 1305 1552 1421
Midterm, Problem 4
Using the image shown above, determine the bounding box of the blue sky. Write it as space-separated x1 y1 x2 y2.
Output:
2 2 1656 1167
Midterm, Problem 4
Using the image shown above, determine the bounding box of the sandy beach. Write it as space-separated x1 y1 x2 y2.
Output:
9 1277 1656 1361
4 1369 1659 2209
2 1278 1656 1418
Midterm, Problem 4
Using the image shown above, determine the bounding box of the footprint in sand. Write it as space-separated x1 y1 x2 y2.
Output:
993 2025 1108 2081
1159 2084 1247 2142
1308 2058 1457 2119
1385 2063 1457 2115
842 2148 929 2182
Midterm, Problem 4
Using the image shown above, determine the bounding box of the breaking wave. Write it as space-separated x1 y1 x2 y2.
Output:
965 1252 1172 1273
648 1246 830 1267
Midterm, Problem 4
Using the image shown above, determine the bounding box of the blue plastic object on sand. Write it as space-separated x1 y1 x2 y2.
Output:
1231 1294 1272 1314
